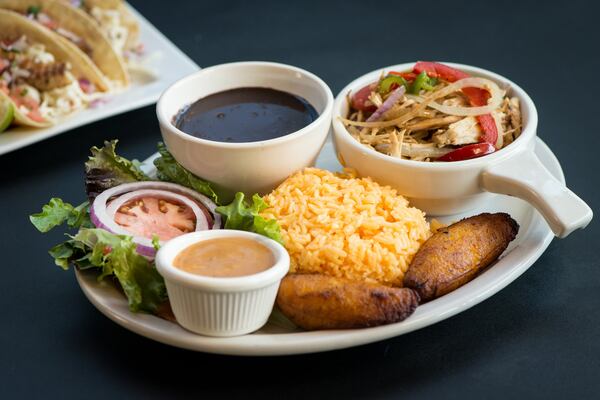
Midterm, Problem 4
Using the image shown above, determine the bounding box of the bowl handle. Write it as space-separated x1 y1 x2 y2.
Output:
481 149 592 238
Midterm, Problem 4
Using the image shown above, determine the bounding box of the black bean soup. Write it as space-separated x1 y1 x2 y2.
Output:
174 87 318 143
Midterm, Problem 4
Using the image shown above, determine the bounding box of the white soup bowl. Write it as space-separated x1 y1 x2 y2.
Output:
157 61 333 201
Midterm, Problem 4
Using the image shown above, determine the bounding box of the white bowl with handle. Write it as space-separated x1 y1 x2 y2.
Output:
332 62 592 238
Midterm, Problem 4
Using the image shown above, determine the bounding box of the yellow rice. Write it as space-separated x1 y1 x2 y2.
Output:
262 168 431 286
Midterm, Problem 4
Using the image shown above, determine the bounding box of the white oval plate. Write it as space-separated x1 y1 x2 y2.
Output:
76 137 561 356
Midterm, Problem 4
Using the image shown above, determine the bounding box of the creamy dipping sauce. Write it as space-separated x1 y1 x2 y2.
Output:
173 237 275 277
174 87 318 143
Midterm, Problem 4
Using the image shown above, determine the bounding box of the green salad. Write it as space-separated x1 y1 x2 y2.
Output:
30 140 282 315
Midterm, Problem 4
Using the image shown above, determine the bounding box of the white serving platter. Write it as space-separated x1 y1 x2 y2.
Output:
0 3 199 155
75 137 559 356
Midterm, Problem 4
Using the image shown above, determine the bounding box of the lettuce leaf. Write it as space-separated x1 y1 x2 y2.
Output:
216 193 283 244
85 140 149 200
47 238 92 270
30 198 92 233
60 229 167 313
153 142 218 204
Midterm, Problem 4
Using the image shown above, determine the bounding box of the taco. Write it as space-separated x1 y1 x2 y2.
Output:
0 9 106 128
67 0 141 61
0 0 129 87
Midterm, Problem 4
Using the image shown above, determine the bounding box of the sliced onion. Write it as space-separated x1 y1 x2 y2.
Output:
375 142 453 159
405 77 503 116
341 77 504 128
367 86 406 122
401 143 453 159
105 189 210 232
90 181 221 257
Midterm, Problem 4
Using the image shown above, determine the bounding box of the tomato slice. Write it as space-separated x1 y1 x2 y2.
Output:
26 109 46 123
113 196 197 241
8 86 47 123
10 87 37 108
436 143 495 162
351 83 377 112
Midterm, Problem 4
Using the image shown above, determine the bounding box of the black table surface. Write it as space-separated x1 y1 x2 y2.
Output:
2 0 599 398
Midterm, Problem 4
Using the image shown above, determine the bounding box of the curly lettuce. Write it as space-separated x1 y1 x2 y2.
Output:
216 193 283 244
29 198 92 233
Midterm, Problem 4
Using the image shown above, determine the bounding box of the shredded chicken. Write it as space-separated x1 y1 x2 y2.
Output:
509 97 521 134
388 129 402 157
434 117 481 146
368 92 383 108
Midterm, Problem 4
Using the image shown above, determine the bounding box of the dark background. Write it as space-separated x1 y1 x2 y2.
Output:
2 0 599 398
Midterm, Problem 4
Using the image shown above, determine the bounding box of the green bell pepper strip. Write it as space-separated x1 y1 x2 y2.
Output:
409 71 438 94
378 75 409 94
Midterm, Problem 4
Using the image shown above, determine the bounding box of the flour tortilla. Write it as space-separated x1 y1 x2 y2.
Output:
75 0 140 53
0 9 108 127
0 0 129 87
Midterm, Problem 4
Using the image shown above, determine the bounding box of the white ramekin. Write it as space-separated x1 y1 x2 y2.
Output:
332 62 592 238
155 230 290 337
156 61 334 202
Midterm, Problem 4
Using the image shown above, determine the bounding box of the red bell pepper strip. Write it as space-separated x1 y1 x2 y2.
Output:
413 61 499 147
351 83 377 112
413 61 469 81
436 143 495 162
470 114 497 144
389 71 417 81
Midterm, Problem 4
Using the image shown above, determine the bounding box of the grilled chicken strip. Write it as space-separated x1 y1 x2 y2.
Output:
404 213 519 302
433 116 481 146
20 60 72 91
277 274 420 330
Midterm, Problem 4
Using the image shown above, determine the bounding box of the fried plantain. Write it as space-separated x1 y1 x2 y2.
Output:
276 274 419 330
404 212 519 302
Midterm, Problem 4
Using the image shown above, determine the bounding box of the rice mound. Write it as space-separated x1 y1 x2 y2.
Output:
262 168 431 286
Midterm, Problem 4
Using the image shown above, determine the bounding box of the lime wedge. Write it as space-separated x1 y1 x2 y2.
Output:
0 99 14 133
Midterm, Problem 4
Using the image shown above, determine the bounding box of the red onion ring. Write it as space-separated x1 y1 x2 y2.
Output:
105 189 210 233
90 181 221 257
366 85 406 122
